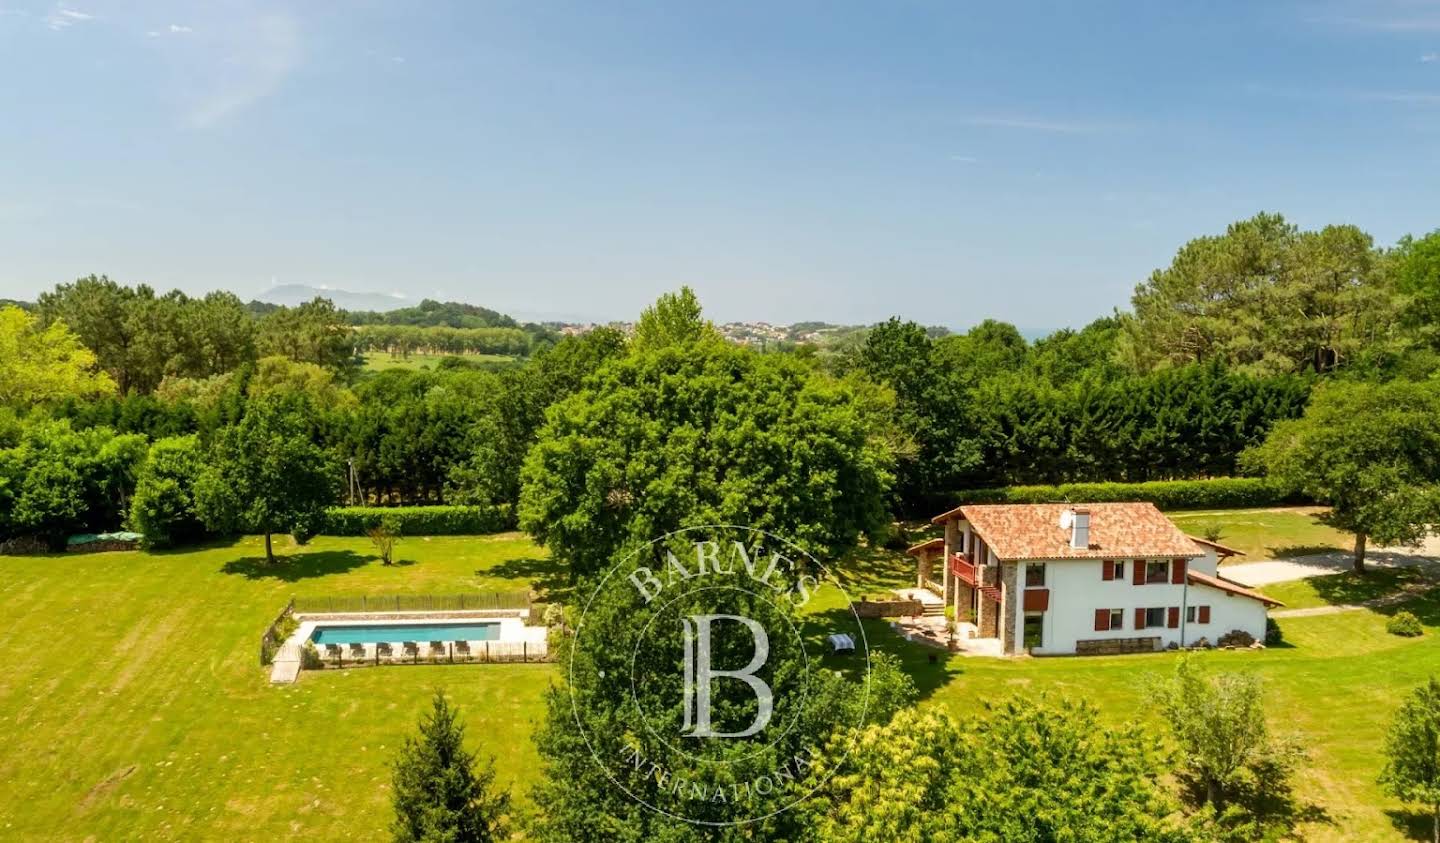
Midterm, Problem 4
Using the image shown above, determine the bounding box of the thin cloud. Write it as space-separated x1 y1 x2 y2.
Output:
149 23 193 37
1246 82 1440 107
949 154 979 164
1424 52 1440 62
961 115 1122 134
185 12 300 129
1315 15 1440 32
45 6 92 30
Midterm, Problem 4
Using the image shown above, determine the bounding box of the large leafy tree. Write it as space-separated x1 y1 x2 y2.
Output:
1125 213 1397 376
1379 677 1440 843
194 397 338 562
518 336 894 579
532 557 917 843
1245 379 1440 571
799 699 1197 842
0 305 114 406
391 690 508 843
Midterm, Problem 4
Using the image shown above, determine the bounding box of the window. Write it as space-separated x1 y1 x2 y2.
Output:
1114 560 1125 580
1025 563 1046 587
1144 607 1166 628
1145 560 1169 584
1108 608 1124 630
1023 613 1044 649
1186 606 1196 623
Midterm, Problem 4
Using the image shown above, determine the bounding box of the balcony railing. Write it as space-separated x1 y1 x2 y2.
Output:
949 552 978 587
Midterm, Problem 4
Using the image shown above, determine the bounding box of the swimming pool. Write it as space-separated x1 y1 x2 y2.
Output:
310 622 501 645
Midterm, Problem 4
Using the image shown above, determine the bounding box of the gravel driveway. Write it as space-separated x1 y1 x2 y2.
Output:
1222 536 1440 587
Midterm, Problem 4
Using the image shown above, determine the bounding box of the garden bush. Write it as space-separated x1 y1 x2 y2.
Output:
1265 618 1284 646
1386 611 1423 637
941 477 1303 511
320 504 513 536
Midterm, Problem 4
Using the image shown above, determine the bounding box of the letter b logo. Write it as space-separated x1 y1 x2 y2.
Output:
680 614 773 738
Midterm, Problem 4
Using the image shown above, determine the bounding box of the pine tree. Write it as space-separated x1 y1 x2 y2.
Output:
391 690 508 843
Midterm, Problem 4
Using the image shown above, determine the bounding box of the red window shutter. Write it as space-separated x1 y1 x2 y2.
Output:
1171 558 1186 584
1102 560 1114 581
1167 607 1180 628
1199 606 1211 624
1094 609 1109 631
1135 607 1146 629
1132 560 1146 586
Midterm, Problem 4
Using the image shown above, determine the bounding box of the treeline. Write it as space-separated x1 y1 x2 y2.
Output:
343 298 519 329
352 324 535 358
2 212 1438 544
35 278 553 396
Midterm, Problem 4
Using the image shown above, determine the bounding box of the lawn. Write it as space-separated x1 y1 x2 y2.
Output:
1167 505 1352 561
361 351 520 372
2 517 1437 840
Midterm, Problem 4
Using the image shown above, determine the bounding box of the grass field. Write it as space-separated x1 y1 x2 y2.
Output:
1 513 1436 840
361 351 520 372
1168 505 1352 560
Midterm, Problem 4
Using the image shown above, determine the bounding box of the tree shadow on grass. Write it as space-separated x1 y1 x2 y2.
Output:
1308 567 1433 607
1385 808 1435 841
221 550 375 582
800 607 962 702
1271 544 1350 560
484 556 571 601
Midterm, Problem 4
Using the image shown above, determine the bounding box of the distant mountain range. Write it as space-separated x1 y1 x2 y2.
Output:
257 284 410 313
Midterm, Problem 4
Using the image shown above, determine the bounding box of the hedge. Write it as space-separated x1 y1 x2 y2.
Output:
939 477 1306 512
321 505 514 536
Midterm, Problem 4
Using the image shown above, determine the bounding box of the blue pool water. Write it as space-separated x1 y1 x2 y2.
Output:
311 622 501 645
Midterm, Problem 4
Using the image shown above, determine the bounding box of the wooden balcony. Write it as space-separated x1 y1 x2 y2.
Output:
949 552 978 587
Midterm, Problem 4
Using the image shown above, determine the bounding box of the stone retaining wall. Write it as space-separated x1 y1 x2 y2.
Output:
853 599 923 619
1075 636 1161 656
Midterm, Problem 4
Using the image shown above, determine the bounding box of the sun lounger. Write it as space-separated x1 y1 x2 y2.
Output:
828 633 856 653
402 641 419 663
348 642 367 661
376 642 394 662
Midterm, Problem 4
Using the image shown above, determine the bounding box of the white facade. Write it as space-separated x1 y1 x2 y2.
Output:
1015 556 1269 655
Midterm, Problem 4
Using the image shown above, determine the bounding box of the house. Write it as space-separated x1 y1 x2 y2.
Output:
909 502 1282 656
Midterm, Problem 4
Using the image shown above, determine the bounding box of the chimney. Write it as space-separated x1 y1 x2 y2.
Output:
1070 508 1090 549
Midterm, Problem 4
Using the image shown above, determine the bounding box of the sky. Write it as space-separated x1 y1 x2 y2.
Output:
1 1 1438 332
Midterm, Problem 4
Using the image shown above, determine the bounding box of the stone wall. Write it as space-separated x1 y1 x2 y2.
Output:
1075 637 1161 656
1000 562 1019 653
852 599 923 619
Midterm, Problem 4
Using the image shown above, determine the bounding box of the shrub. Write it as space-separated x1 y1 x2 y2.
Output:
1387 611 1424 637
129 435 208 548
321 505 513 536
941 477 1302 511
300 641 323 670
1265 618 1284 646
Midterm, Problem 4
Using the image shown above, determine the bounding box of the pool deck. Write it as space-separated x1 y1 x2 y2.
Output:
269 609 548 684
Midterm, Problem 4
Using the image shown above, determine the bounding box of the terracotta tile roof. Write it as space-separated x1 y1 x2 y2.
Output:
944 502 1205 561
1188 536 1246 557
905 537 944 556
1187 570 1284 607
